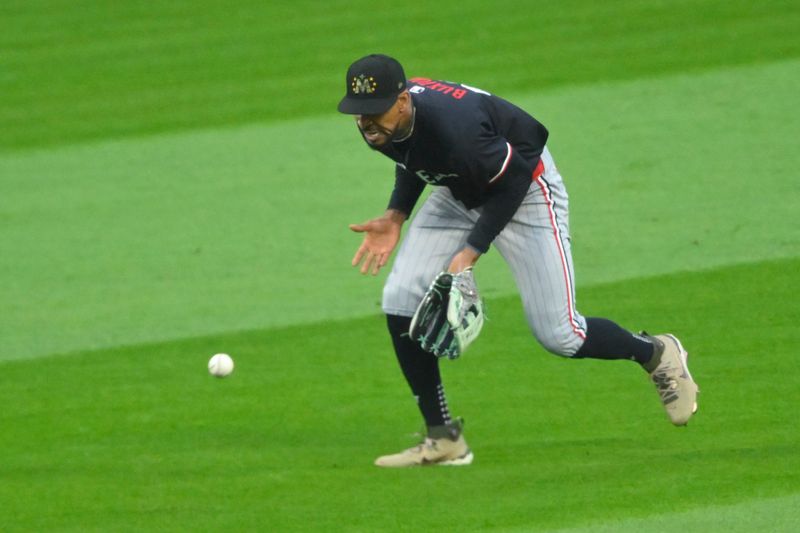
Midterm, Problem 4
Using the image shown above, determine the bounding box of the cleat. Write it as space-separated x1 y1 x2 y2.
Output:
643 333 699 426
375 419 473 467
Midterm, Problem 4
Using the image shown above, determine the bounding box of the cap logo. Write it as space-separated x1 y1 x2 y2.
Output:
351 74 377 95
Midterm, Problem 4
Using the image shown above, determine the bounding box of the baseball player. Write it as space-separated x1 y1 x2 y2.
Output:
338 54 699 467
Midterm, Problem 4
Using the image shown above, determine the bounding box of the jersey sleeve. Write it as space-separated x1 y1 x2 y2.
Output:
466 138 538 253
387 164 426 216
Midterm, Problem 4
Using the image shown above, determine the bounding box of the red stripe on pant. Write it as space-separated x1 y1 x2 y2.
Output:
532 158 545 181
533 174 586 340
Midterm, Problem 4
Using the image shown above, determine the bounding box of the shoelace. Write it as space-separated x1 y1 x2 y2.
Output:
652 366 680 403
405 436 438 453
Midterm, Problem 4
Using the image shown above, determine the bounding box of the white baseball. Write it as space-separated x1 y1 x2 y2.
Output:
208 353 234 377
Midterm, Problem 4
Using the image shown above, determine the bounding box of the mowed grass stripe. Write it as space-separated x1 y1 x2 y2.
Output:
548 493 800 533
2 59 799 362
1 258 797 531
3 0 799 150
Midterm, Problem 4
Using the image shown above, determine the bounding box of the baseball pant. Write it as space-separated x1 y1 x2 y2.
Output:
382 147 588 356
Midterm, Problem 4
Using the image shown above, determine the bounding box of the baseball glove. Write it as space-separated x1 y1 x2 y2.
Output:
409 268 485 359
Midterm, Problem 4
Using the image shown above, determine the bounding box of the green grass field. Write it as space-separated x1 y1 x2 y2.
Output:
2 1 799 531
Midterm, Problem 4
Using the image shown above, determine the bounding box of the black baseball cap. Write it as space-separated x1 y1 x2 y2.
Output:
337 54 407 115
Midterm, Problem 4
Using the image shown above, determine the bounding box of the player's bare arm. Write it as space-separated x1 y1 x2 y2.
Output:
448 247 481 273
349 209 406 275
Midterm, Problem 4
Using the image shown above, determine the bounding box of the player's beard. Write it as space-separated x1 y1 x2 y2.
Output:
359 116 406 148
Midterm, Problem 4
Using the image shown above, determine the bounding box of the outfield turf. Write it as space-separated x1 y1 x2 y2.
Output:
1 259 798 531
2 0 799 531
3 59 798 362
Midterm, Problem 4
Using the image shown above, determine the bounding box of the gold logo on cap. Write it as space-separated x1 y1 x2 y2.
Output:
352 74 377 95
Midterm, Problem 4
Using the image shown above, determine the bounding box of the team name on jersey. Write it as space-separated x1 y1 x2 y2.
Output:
415 169 459 184
409 78 491 100
398 162 459 185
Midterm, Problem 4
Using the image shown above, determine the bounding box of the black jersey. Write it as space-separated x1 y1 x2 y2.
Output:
376 77 549 253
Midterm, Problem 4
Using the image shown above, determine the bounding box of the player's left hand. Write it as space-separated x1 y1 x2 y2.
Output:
409 268 485 359
448 247 481 273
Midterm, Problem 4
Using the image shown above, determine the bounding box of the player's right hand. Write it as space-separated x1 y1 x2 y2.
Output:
349 215 403 276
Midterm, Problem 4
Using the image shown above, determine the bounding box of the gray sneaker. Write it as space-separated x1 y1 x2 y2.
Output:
644 334 699 426
374 420 474 467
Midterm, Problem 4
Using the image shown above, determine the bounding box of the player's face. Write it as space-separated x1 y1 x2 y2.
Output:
356 106 400 147
355 93 409 147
